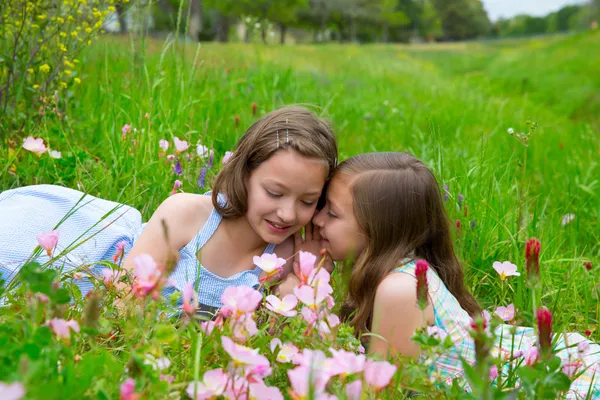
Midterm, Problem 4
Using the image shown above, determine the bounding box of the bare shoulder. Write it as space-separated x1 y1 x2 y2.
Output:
375 272 417 302
150 193 214 246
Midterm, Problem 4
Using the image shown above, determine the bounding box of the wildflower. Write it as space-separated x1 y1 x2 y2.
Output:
222 151 233 165
270 339 299 363
443 184 449 202
171 180 182 196
563 361 581 378
294 282 333 308
196 144 209 157
492 261 520 281
427 326 448 341
458 194 464 208
182 282 197 313
220 286 262 318
74 78 81 84
287 365 329 398
159 139 169 151
254 253 286 281
0 381 25 400
39 64 50 73
49 150 62 159
144 355 171 371
121 124 131 136
584 261 592 271
494 304 515 322
173 158 182 175
252 102 257 115
173 137 189 153
536 307 553 358
102 269 123 286
470 219 476 229
160 375 174 383
248 383 282 400
525 238 541 282
113 240 126 263
455 219 461 235
197 168 207 188
234 115 240 126
221 336 270 367
301 306 317 325
23 136 48 154
328 348 365 376
266 294 298 317
232 313 259 342
201 320 217 335
47 318 80 339
36 230 59 257
561 213 575 226
585 329 592 337
120 378 138 400
415 260 429 310
523 346 540 366
364 359 397 390
131 253 162 297
507 127 514 134
577 340 590 357
297 251 317 284
489 365 498 381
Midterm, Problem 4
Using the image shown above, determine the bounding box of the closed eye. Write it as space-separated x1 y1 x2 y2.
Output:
266 190 282 198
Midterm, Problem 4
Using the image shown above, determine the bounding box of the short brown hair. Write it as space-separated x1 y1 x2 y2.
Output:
337 152 481 335
212 106 338 218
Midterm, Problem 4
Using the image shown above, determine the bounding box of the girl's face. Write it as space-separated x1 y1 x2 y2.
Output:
313 174 367 261
246 150 328 244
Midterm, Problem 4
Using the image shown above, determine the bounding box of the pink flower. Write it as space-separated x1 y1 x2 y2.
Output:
301 307 317 325
220 286 262 318
200 321 217 335
562 361 582 378
132 253 162 297
328 348 365 376
182 282 197 313
288 366 328 398
186 369 228 400
49 150 62 159
249 383 283 400
294 282 333 308
173 137 189 153
222 151 233 164
364 359 397 390
171 180 183 196
297 251 317 284
525 238 541 281
536 307 553 357
101 268 123 286
113 240 127 263
160 375 174 383
266 294 298 317
524 346 539 366
221 336 270 367
47 318 80 339
196 144 211 158
270 339 299 363
36 230 59 257
159 139 169 151
427 326 448 341
494 304 515 321
120 378 138 400
254 253 286 280
232 314 258 342
0 381 25 400
121 124 131 136
415 260 429 310
489 365 498 381
23 136 47 154
492 261 520 281
36 293 49 303
346 380 362 400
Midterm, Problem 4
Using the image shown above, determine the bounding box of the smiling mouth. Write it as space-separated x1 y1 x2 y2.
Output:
265 219 292 232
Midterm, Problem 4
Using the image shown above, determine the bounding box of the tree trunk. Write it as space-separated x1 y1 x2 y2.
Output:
116 4 127 33
187 0 203 41
350 18 357 42
261 25 267 44
382 22 389 42
279 23 286 44
215 12 229 42
320 13 327 42
245 26 252 43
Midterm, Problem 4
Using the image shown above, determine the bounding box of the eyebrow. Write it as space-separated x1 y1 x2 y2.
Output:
268 181 322 197
327 196 342 211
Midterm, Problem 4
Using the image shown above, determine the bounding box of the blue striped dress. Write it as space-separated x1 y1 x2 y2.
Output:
0 185 275 314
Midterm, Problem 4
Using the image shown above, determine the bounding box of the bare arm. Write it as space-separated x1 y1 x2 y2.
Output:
122 193 211 272
369 273 434 359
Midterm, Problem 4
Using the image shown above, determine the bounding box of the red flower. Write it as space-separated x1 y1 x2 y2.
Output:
234 115 240 127
584 261 592 271
525 238 541 282
415 260 429 310
536 307 553 358
252 102 257 116
585 329 592 337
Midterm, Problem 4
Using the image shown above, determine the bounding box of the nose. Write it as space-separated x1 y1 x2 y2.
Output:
313 209 325 227
276 200 296 224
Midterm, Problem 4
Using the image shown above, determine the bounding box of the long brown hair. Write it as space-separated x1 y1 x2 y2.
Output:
338 152 481 334
211 106 338 218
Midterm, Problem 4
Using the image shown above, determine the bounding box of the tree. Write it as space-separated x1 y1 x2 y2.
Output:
432 0 490 41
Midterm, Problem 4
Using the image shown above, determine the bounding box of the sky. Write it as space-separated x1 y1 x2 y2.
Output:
481 0 589 21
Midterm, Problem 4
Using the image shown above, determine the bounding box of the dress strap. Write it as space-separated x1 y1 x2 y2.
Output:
192 191 225 250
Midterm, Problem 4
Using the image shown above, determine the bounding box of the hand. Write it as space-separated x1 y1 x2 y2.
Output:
275 273 301 297
293 220 335 275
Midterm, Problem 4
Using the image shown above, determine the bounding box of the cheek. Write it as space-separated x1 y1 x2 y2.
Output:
297 205 317 225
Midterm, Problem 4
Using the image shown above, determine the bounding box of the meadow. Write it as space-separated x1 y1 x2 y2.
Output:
1 26 599 399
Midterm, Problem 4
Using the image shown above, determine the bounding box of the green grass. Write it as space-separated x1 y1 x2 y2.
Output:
3 31 599 337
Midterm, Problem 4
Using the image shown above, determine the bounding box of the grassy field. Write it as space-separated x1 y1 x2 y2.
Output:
3 30 599 337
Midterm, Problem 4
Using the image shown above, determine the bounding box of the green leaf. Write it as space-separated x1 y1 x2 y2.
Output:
153 324 178 343
542 372 571 392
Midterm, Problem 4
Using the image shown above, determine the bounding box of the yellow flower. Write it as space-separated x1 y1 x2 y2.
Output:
33 84 40 89
85 27 92 33
74 77 81 84
57 17 64 24
60 32 67 38
73 59 80 64
39 64 50 73
31 23 39 29
64 70 72 75
70 31 77 38
59 81 67 89
67 16 74 22
59 44 67 52
108 5 115 12
36 14 47 20
27 68 34 74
